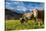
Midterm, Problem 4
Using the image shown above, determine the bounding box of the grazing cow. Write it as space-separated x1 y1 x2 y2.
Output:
20 12 33 24
32 9 44 23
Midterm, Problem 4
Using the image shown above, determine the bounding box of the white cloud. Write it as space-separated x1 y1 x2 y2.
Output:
6 5 14 10
13 1 19 5
6 2 11 5
16 6 27 11
35 7 44 10
6 2 15 10
10 0 19 1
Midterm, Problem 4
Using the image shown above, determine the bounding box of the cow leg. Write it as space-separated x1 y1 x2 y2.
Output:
20 18 25 24
25 20 28 23
34 17 37 22
25 17 28 23
20 20 23 24
42 19 44 24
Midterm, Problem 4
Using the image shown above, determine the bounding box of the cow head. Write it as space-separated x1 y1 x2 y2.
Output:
32 9 38 18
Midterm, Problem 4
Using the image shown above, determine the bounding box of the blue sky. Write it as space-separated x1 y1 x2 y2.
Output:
5 0 44 13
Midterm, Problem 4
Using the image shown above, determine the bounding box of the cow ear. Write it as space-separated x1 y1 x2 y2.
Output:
32 11 33 12
36 9 37 10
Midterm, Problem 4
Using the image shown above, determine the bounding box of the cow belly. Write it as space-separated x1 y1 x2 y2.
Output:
26 15 31 19
27 17 31 19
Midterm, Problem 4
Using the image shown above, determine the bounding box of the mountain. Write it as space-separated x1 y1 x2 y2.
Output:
5 9 23 20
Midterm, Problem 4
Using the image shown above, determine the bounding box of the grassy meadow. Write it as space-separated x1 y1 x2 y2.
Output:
5 19 44 31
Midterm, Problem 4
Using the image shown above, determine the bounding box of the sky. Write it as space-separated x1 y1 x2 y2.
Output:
5 0 44 14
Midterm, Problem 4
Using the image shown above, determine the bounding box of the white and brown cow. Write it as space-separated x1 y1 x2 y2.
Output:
32 9 44 23
20 9 44 24
20 12 33 24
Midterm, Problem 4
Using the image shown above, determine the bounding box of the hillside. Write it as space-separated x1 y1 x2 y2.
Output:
5 9 23 20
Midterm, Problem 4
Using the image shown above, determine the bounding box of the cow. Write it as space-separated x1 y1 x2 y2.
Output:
20 9 44 24
20 12 33 24
32 9 44 24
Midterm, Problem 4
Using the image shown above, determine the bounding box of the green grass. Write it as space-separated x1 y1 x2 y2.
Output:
5 19 44 30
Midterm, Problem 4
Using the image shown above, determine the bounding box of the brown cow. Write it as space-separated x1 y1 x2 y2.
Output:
32 9 44 23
